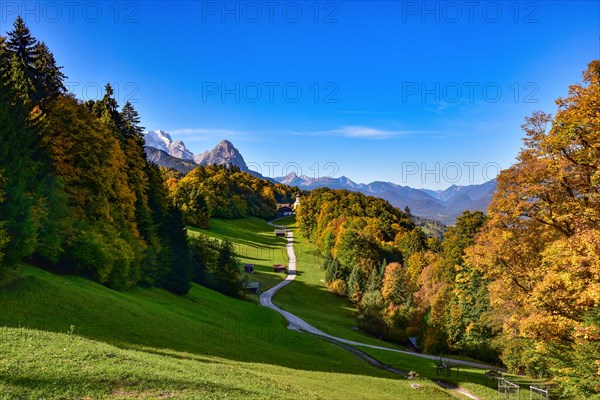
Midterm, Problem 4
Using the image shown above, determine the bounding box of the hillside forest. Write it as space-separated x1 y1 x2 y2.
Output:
0 17 293 296
295 61 600 397
0 17 598 398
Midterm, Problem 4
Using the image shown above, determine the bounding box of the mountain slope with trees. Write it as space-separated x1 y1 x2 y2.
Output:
469 61 600 397
294 61 600 398
0 18 293 298
167 164 295 227
0 17 195 293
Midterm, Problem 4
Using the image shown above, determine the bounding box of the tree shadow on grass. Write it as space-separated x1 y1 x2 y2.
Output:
0 373 259 398
120 344 225 364
0 269 402 382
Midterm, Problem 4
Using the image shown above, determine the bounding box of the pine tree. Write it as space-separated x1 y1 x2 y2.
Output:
366 262 383 292
381 262 410 306
347 263 366 303
0 19 63 272
215 239 241 296
6 16 37 105
357 287 386 336
0 72 39 267
144 163 171 285
32 41 66 102
189 234 216 285
160 205 191 295
89 84 123 140
118 101 163 283
0 36 9 80
6 17 36 69
120 101 144 142
324 257 341 283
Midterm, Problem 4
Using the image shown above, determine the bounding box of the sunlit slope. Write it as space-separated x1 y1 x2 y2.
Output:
0 266 454 399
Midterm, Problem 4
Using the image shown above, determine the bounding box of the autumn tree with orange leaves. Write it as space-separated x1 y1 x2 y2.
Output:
469 61 600 397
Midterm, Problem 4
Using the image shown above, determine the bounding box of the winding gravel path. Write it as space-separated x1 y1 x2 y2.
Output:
261 220 496 376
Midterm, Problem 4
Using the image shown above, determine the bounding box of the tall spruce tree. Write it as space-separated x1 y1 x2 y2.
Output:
32 41 66 102
347 263 366 303
119 101 163 282
214 239 242 297
0 36 8 78
121 101 144 141
6 17 37 105
160 205 191 295
99 83 123 137
0 63 39 267
0 18 64 271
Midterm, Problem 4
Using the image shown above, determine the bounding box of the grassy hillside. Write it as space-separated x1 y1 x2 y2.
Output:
0 327 456 399
198 217 400 348
0 266 355 373
0 217 510 398
0 266 458 399
190 217 289 300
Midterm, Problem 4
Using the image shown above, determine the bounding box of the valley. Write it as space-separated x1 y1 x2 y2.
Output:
0 221 465 399
0 9 597 399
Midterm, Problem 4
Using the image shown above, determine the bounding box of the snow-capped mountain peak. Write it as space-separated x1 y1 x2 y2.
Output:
144 130 194 161
144 130 173 153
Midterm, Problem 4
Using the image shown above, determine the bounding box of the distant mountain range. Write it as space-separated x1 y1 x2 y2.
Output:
143 131 497 225
144 146 197 174
275 172 496 225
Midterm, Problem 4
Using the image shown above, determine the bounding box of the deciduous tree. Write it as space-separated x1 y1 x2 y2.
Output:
470 61 600 394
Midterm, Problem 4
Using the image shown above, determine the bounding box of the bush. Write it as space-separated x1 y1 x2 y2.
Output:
70 222 139 290
330 279 347 297
357 289 385 336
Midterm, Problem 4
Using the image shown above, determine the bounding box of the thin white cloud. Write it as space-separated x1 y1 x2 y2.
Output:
335 126 401 138
165 126 441 142
290 126 432 139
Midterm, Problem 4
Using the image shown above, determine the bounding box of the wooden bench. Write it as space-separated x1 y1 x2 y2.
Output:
444 361 460 377
274 229 286 237
434 357 460 377
273 264 287 273
243 281 261 294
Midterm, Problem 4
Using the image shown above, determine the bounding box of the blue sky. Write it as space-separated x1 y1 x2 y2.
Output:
1 1 598 188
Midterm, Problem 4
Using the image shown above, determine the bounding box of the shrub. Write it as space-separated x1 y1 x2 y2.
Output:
330 279 347 297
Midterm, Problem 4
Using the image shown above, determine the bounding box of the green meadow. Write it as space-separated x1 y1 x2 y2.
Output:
0 216 505 399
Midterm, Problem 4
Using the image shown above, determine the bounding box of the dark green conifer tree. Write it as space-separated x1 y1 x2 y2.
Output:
214 239 241 296
6 16 37 105
324 256 341 284
0 66 39 267
32 41 66 102
119 101 163 282
160 205 191 295
0 36 9 77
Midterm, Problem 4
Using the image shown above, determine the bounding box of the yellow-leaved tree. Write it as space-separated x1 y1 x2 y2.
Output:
469 61 600 397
